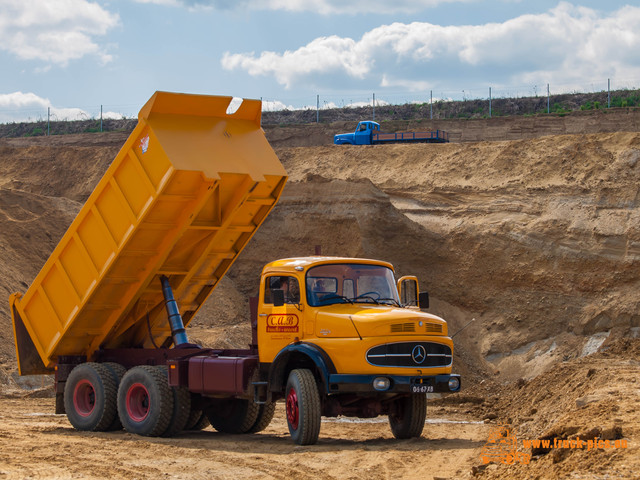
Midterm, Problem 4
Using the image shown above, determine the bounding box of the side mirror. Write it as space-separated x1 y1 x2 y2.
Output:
273 289 285 307
397 276 418 307
418 291 429 309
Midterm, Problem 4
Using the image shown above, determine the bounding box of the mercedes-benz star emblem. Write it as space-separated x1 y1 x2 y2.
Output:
412 345 426 364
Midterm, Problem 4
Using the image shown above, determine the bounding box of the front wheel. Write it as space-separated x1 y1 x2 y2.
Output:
285 369 321 445
388 394 426 439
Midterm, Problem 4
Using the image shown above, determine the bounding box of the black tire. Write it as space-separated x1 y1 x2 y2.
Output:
185 409 210 431
117 366 174 437
64 362 119 432
103 362 127 431
246 401 276 434
285 369 321 445
205 398 260 434
388 394 426 439
157 366 191 437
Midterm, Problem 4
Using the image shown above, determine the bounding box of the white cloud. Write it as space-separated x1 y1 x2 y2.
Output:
222 36 370 89
262 100 295 111
0 0 119 65
381 75 431 91
261 98 390 112
222 3 640 93
133 0 474 14
134 0 182 5
0 91 127 123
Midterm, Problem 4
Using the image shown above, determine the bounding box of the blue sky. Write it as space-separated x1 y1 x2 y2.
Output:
0 0 639 122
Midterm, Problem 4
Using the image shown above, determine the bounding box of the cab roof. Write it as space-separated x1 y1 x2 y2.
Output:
262 256 394 274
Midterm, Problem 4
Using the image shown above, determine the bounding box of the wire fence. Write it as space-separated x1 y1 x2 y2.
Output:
1 76 639 135
262 76 640 113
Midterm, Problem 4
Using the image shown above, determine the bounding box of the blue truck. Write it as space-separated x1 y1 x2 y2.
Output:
334 121 449 145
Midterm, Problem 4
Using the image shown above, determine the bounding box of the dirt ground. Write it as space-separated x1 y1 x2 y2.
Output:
0 397 488 480
1 117 639 479
1 340 638 479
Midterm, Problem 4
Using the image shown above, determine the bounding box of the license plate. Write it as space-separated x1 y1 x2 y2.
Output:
411 385 434 393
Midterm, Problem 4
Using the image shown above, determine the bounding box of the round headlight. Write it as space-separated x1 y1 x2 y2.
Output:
448 376 460 391
373 377 391 391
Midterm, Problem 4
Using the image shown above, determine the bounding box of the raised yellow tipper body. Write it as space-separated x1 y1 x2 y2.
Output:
10 92 287 375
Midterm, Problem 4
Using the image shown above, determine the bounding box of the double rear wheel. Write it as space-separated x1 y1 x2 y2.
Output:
64 363 267 437
116 365 189 437
63 362 119 432
65 363 189 437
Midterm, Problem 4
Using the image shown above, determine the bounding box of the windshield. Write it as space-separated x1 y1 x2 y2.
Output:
305 263 400 307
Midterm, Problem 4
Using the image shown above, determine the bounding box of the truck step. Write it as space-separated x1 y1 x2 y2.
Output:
251 381 269 405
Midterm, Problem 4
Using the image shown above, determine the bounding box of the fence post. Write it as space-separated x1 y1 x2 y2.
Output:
489 87 492 118
47 107 50 136
608 79 611 108
317 94 319 123
430 90 433 120
547 84 550 114
100 105 103 132
372 93 375 121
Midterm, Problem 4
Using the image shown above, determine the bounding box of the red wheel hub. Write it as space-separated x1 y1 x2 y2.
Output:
126 383 150 422
73 379 95 417
286 387 299 430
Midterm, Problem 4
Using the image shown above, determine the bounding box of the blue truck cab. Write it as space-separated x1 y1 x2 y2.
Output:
334 121 380 145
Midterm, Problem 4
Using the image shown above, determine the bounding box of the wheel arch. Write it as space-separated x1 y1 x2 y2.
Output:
268 343 336 395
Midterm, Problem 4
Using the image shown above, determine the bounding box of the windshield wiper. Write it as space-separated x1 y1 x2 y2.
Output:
319 294 353 304
377 298 402 307
352 294 381 305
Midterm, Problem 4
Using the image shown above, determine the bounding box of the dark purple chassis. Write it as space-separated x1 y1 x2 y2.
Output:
54 345 459 419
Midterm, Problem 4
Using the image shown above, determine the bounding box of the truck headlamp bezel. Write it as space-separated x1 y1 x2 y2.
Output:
448 376 461 391
372 377 391 391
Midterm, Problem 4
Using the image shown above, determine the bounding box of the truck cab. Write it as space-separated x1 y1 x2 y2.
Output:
255 257 460 444
333 121 380 145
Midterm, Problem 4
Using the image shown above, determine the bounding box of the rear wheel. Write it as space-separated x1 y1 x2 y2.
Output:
205 398 259 434
103 362 127 431
158 366 191 437
117 366 174 437
388 394 426 439
64 363 118 432
185 409 210 431
246 401 276 434
285 369 321 445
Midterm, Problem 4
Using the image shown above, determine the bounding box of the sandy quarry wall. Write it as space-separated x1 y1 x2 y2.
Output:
0 124 639 388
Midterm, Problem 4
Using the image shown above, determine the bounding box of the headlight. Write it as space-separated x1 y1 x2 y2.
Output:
373 377 391 391
448 376 460 391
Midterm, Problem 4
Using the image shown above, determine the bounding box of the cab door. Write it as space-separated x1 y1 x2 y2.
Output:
354 122 373 145
257 275 303 364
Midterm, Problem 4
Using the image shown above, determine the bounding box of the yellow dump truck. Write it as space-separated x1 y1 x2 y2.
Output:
10 91 460 445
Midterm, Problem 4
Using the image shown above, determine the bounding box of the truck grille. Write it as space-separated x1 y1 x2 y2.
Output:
366 342 452 368
425 322 443 333
390 322 415 333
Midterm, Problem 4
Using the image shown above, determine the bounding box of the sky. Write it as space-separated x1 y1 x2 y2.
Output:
0 0 639 122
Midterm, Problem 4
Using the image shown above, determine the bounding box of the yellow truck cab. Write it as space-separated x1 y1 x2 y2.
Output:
255 257 460 444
